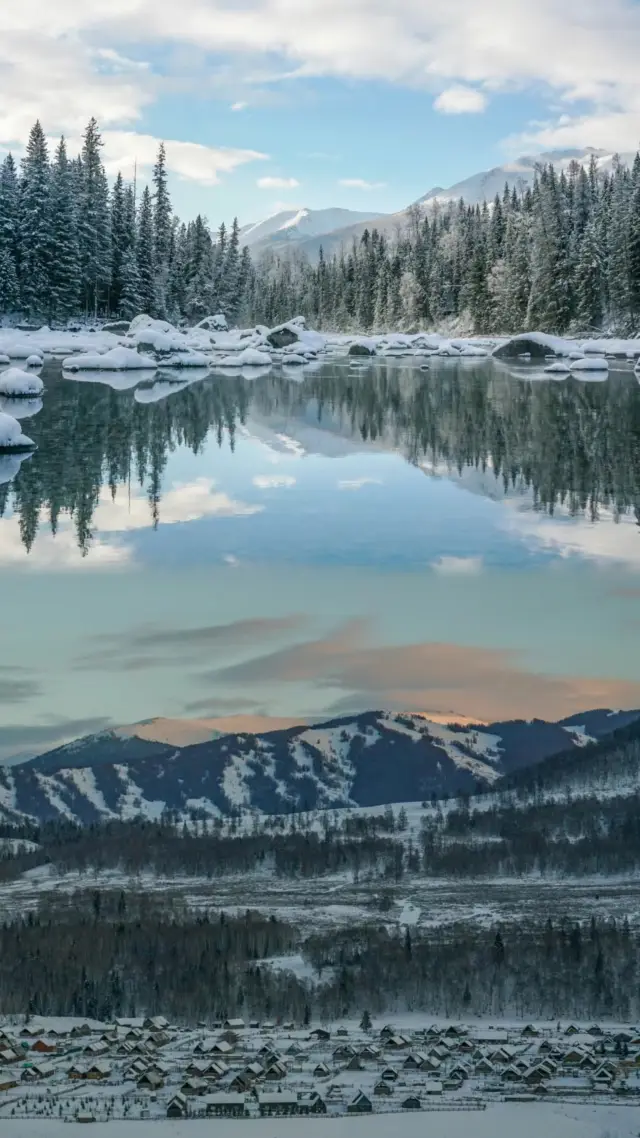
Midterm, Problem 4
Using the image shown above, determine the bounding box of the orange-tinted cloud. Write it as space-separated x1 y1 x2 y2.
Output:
209 619 640 723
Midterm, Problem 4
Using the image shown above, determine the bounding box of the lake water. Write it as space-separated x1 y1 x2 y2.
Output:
2 356 640 761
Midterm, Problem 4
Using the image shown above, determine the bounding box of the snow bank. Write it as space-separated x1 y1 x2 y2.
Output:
570 356 609 373
0 410 35 450
216 347 272 367
0 367 44 397
128 314 176 335
62 347 157 372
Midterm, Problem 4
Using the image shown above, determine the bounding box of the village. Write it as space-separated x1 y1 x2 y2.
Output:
0 1013 640 1125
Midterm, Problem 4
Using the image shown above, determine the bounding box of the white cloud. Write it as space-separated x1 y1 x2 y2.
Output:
431 556 484 575
230 101 248 111
252 474 297 489
339 179 386 191
434 86 487 114
97 131 267 184
257 175 300 189
1 0 639 163
337 477 383 490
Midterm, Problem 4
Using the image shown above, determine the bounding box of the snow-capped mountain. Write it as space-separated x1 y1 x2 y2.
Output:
0 708 637 826
255 148 632 262
240 207 384 252
415 148 634 210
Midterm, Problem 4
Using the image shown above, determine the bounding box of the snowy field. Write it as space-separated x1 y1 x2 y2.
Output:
2 1103 639 1138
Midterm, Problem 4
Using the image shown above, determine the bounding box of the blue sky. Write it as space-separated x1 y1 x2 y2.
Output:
0 0 639 226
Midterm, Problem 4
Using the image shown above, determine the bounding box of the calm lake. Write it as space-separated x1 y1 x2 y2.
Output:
2 356 640 760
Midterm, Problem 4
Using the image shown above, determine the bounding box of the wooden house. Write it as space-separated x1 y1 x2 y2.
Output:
313 1062 331 1078
180 1077 207 1096
223 1018 245 1031
309 1028 331 1042
257 1091 299 1117
425 1080 443 1095
374 1080 392 1097
347 1091 372 1113
138 1069 164 1091
298 1092 326 1115
204 1092 247 1118
402 1095 421 1109
167 1093 188 1119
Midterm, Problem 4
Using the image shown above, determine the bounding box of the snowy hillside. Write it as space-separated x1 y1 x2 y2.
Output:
239 207 384 251
0 708 637 826
414 148 633 209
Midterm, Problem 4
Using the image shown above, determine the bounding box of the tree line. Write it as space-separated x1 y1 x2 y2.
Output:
0 888 637 1021
3 119 640 333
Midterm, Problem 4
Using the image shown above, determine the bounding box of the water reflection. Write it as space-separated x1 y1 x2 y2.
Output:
1 359 640 555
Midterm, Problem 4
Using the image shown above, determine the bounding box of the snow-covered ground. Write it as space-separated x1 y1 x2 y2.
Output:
2 1103 638 1138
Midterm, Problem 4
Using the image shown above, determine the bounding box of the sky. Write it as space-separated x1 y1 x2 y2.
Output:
0 0 639 226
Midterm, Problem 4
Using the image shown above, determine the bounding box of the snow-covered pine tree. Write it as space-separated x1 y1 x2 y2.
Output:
152 142 172 318
110 172 127 316
0 154 20 314
136 185 156 315
19 121 51 319
48 138 81 320
222 217 241 321
78 118 111 316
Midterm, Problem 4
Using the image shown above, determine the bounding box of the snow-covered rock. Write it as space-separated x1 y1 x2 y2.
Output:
25 354 43 367
280 353 307 365
0 354 9 365
544 361 571 374
0 341 39 359
348 339 377 357
266 322 302 349
438 343 461 356
195 313 228 332
493 332 575 359
216 347 272 368
161 351 211 368
62 347 158 372
458 345 489 357
0 410 35 450
570 356 609 373
128 314 176 335
0 367 44 397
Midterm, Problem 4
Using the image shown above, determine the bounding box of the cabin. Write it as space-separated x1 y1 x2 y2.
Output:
70 1024 92 1038
347 1091 372 1114
563 1048 587 1066
22 1062 53 1081
385 1034 410 1050
0 1050 20 1066
380 1066 398 1082
587 1025 603 1037
474 1057 495 1075
143 1016 169 1032
223 1018 245 1031
313 1062 331 1078
309 1028 331 1042
75 1114 97 1124
84 1061 111 1081
403 1052 426 1070
138 1070 164 1091
336 1028 349 1037
264 1061 288 1081
359 1045 381 1060
522 1066 549 1086
180 1078 207 1097
564 1024 580 1036
374 1080 392 1097
402 1095 421 1110
0 1075 18 1092
425 1080 443 1095
32 1040 56 1054
167 1093 188 1119
229 1073 253 1094
333 1044 356 1061
257 1091 299 1117
83 1041 108 1056
521 1024 539 1038
547 1077 592 1095
298 1092 326 1115
345 1055 363 1072
204 1092 247 1118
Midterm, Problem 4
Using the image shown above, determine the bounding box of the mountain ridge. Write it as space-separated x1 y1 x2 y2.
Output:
0 707 638 827
244 148 633 262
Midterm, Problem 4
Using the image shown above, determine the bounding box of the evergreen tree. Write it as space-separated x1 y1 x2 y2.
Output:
19 120 51 318
0 154 20 313
48 138 81 320
152 142 172 317
110 172 128 316
78 118 111 315
136 185 156 314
